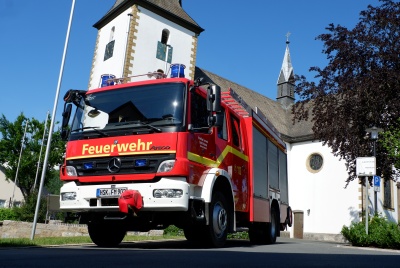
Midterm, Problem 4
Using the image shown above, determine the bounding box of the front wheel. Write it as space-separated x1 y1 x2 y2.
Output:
205 191 229 247
88 222 126 247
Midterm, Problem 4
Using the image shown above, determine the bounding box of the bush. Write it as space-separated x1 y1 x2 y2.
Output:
341 214 400 249
163 225 184 236
12 194 47 223
0 208 18 221
228 231 249 240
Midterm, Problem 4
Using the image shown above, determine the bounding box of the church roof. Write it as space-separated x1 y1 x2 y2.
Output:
94 0 204 34
195 67 314 142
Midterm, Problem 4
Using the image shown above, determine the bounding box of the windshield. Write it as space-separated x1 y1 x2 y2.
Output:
69 82 186 139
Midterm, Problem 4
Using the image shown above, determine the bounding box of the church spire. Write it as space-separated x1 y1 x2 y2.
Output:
276 32 295 107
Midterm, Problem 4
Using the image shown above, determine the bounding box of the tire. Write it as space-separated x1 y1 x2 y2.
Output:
266 205 278 244
286 206 293 227
204 191 229 247
183 225 206 242
249 206 278 245
88 223 126 247
249 223 266 244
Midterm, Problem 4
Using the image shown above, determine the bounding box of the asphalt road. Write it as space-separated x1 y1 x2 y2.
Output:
1 237 399 268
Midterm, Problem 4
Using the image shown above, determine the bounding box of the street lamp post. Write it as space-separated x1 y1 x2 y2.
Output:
366 126 383 216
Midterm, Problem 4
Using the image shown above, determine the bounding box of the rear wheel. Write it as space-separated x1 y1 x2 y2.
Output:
249 206 278 244
88 222 126 247
249 223 266 244
204 191 229 247
266 205 278 244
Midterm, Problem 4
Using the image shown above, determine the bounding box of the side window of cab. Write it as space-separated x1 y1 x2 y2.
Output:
230 114 241 148
190 92 208 130
217 107 227 140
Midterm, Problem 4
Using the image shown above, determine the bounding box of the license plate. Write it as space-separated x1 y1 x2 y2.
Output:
96 187 127 197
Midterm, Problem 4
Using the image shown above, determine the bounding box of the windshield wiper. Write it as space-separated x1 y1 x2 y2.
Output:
114 121 162 133
71 126 109 137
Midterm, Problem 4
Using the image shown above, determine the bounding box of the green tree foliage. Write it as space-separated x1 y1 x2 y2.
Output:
0 113 65 201
292 0 400 185
380 118 400 170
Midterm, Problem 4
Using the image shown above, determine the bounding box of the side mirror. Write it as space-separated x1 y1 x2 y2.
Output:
207 84 221 113
207 84 222 127
61 103 72 140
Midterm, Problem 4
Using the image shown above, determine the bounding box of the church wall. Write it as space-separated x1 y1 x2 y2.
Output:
88 5 197 90
131 7 196 80
371 177 398 223
89 7 134 89
287 141 361 235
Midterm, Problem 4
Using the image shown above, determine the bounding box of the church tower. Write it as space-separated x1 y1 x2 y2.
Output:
276 34 295 107
88 0 203 89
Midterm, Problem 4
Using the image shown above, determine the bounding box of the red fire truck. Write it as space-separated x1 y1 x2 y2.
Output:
59 71 292 247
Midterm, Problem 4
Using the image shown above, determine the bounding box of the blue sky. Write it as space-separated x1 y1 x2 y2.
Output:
0 0 381 125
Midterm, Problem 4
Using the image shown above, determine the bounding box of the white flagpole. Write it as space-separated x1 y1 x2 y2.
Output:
11 119 29 207
33 111 49 191
31 0 76 240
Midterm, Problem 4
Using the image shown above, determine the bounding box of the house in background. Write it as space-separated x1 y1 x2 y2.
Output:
0 166 24 208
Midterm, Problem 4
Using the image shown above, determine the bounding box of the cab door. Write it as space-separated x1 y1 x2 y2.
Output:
227 113 249 212
187 90 216 185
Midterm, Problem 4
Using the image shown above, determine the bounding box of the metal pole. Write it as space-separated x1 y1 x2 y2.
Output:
365 176 369 235
164 44 171 75
33 111 49 191
11 119 29 207
373 140 377 215
31 0 75 240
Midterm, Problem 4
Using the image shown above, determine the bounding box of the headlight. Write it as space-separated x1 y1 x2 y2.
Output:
153 189 183 198
66 166 77 176
157 160 175 172
61 192 77 201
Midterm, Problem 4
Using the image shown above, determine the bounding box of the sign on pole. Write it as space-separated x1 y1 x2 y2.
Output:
356 157 376 176
373 175 380 192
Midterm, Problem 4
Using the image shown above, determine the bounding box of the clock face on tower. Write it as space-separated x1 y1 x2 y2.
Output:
104 40 115 61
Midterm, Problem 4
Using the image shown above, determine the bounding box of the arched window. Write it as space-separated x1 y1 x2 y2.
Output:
161 29 170 44
156 29 173 64
104 26 115 61
109 26 115 42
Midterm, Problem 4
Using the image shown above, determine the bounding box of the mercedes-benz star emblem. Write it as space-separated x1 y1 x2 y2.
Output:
108 158 122 173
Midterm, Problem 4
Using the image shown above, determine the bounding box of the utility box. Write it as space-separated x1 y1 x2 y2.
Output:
293 210 304 239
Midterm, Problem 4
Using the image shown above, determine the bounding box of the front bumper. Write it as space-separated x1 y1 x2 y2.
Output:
60 177 189 212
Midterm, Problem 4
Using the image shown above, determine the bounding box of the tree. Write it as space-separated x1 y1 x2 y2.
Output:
292 0 400 185
0 113 65 200
381 118 400 171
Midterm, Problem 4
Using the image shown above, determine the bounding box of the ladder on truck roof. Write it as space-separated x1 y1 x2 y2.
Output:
222 88 286 150
221 88 250 118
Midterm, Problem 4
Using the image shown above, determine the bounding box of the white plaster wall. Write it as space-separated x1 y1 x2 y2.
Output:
89 8 133 89
131 7 195 80
0 168 24 207
369 177 398 223
287 141 360 235
89 6 196 90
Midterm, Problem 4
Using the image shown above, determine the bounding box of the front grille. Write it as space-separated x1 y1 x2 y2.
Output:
67 153 175 176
